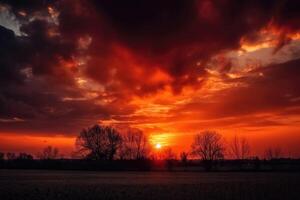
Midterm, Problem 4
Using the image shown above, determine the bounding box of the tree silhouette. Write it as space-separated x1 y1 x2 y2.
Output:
17 153 33 160
265 146 282 160
180 151 189 170
6 152 16 160
0 152 4 161
191 131 225 170
76 125 122 160
106 127 123 160
229 135 250 159
163 148 176 160
163 147 176 171
119 128 149 160
38 146 59 160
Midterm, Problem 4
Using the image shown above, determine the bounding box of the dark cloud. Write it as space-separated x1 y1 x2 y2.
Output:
212 58 300 117
0 26 27 84
273 0 300 30
0 0 56 17
0 0 300 135
56 0 300 94
0 15 116 134
172 58 300 120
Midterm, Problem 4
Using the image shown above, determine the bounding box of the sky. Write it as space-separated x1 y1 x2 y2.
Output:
0 0 300 158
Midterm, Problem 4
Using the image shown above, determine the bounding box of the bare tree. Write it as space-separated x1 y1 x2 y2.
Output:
38 146 59 160
163 147 176 171
163 147 177 160
76 125 106 160
180 151 189 163
191 131 225 170
106 127 122 160
229 135 251 159
265 146 282 160
119 128 149 160
191 131 225 161
6 152 16 160
180 151 188 163
0 152 4 160
76 125 122 160
17 153 33 160
180 151 189 171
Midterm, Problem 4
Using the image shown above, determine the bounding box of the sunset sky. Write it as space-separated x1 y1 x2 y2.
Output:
0 0 300 157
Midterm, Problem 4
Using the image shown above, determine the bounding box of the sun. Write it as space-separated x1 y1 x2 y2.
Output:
155 143 162 149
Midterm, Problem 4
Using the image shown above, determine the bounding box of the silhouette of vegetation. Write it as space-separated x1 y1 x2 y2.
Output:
6 152 16 160
228 136 251 170
17 153 33 160
1 127 299 172
229 135 251 160
38 146 59 160
76 125 122 160
119 128 149 160
163 148 177 160
180 151 189 171
0 152 4 160
163 148 177 171
191 131 225 171
265 147 282 160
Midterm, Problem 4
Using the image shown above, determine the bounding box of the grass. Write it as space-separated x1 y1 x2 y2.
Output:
0 170 299 200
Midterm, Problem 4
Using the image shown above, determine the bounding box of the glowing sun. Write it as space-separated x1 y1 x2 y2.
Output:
155 143 162 149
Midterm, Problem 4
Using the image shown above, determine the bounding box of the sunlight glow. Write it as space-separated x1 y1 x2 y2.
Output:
155 143 162 149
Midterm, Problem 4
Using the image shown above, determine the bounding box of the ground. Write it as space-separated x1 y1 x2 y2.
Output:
0 170 299 200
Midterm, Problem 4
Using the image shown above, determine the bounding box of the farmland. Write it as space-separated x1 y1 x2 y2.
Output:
0 170 299 200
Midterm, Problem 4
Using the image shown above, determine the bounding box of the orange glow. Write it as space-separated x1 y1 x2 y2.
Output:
1 1 300 159
155 143 162 149
239 24 300 53
0 133 75 158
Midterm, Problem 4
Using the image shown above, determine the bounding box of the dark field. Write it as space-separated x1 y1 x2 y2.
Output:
0 170 299 200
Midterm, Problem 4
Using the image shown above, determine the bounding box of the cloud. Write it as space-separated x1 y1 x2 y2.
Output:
214 58 300 117
166 58 300 128
0 0 300 136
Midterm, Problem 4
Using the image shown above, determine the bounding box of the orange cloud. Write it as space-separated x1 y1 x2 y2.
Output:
1 0 300 157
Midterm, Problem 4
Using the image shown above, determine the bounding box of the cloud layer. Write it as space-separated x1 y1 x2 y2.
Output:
0 0 300 144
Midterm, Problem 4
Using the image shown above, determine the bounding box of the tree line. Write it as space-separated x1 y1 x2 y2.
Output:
0 124 291 162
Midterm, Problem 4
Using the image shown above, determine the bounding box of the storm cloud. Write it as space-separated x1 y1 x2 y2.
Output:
0 0 300 136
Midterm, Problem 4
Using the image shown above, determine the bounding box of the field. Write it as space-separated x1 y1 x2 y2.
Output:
0 170 299 200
